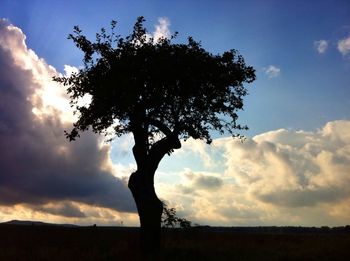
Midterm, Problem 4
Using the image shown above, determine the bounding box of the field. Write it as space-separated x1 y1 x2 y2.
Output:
0 224 349 260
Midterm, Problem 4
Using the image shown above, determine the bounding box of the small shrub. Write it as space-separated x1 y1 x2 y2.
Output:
161 204 191 229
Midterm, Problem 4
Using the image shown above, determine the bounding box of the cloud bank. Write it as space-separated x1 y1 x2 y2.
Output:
0 19 135 223
156 120 350 226
222 121 350 207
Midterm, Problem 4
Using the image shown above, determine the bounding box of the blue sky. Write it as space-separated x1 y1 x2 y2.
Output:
1 0 350 226
2 0 349 136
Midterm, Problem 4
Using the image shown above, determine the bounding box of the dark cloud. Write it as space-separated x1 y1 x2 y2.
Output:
181 171 223 192
31 202 86 218
194 175 223 190
255 187 348 208
177 184 195 195
0 19 135 214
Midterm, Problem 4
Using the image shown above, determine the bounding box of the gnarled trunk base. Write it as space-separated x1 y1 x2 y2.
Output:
128 170 163 254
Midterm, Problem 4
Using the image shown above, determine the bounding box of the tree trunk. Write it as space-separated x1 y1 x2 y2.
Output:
128 127 181 255
128 169 163 254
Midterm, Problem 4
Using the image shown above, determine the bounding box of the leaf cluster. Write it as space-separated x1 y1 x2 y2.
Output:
54 16 255 145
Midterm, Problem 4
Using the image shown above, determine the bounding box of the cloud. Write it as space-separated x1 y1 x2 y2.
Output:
156 120 350 226
194 175 223 190
145 17 172 43
338 36 350 56
31 202 86 218
63 64 79 77
183 171 223 191
153 17 171 42
0 19 135 219
314 40 328 54
263 65 281 78
222 120 350 208
177 138 214 168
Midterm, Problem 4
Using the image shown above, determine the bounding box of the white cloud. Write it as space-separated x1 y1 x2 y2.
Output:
263 65 281 78
63 64 79 76
153 17 171 42
221 121 350 220
145 17 171 43
157 120 350 226
338 36 350 56
314 40 328 54
176 138 214 168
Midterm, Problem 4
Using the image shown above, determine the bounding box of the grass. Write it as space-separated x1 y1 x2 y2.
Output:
0 225 349 260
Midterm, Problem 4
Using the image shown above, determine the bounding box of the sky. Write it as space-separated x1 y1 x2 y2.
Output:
0 0 350 226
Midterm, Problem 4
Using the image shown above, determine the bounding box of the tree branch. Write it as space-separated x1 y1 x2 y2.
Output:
147 135 181 173
149 119 172 137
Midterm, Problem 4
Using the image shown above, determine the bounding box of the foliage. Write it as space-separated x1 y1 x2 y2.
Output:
53 16 256 149
161 204 191 229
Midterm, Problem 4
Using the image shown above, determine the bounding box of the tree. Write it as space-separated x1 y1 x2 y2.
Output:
54 16 255 253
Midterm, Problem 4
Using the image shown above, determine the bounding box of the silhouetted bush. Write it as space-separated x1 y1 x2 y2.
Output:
161 204 192 229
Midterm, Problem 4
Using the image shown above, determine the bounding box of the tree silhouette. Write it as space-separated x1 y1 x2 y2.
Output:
54 16 255 253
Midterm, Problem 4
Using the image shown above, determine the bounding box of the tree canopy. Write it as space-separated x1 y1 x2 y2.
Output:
54 16 255 149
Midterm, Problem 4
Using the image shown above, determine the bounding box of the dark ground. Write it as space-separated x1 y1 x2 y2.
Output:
0 224 349 260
